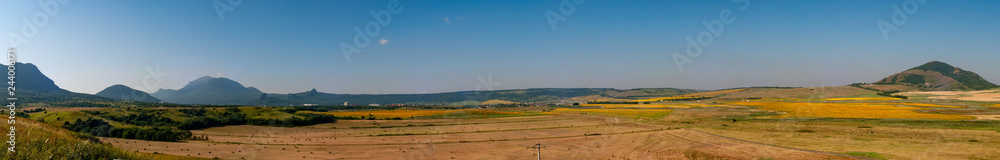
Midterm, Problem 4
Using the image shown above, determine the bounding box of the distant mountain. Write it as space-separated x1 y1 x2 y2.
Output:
10 62 64 93
251 88 704 106
875 61 998 91
1 62 118 105
152 76 263 104
96 84 161 103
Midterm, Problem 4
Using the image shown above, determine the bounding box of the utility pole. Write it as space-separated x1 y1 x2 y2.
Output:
528 143 546 160
429 137 434 160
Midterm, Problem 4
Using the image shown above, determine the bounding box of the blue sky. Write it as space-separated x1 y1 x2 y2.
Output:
2 0 999 94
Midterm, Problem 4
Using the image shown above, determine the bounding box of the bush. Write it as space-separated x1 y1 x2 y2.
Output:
65 118 191 142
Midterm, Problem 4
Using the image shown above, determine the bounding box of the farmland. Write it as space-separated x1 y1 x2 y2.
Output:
79 96 1000 159
823 97 901 101
100 111 854 160
630 89 747 102
729 102 975 120
304 109 540 120
579 103 738 109
552 108 672 119
21 87 1000 160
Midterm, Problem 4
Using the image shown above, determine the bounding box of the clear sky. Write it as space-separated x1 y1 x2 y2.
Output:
2 0 999 94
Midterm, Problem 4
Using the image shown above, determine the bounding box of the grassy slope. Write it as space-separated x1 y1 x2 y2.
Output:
0 118 199 160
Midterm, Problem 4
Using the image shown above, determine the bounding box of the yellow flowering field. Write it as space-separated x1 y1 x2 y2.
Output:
316 109 520 119
729 102 973 120
990 104 1000 108
880 103 964 109
823 97 900 101
552 108 672 119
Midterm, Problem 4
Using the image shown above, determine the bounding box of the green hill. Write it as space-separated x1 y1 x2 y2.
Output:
875 61 998 91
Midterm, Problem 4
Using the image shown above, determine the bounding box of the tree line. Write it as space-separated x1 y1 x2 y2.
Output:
64 118 192 142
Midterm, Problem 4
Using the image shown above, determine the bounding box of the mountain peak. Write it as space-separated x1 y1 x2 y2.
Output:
96 84 160 102
909 61 959 73
3 62 65 93
106 84 131 90
876 61 997 91
154 76 263 104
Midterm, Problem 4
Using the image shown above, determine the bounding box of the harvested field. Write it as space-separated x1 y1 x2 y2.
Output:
103 113 854 160
897 89 1000 102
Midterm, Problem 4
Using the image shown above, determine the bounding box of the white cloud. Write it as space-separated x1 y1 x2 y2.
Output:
443 17 451 23
379 38 389 45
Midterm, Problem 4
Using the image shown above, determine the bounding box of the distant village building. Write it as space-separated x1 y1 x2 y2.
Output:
302 104 319 106
369 104 380 107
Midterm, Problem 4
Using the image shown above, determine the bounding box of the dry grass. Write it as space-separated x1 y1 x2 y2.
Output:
108 114 848 160
1 118 198 160
315 109 520 119
697 120 1000 160
630 89 746 102
729 102 974 120
897 89 1000 102
552 108 671 119
579 103 676 109
716 86 876 99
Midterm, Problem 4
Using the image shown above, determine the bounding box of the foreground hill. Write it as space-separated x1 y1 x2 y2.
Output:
96 84 161 103
875 61 998 91
152 76 263 105
0 118 194 159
